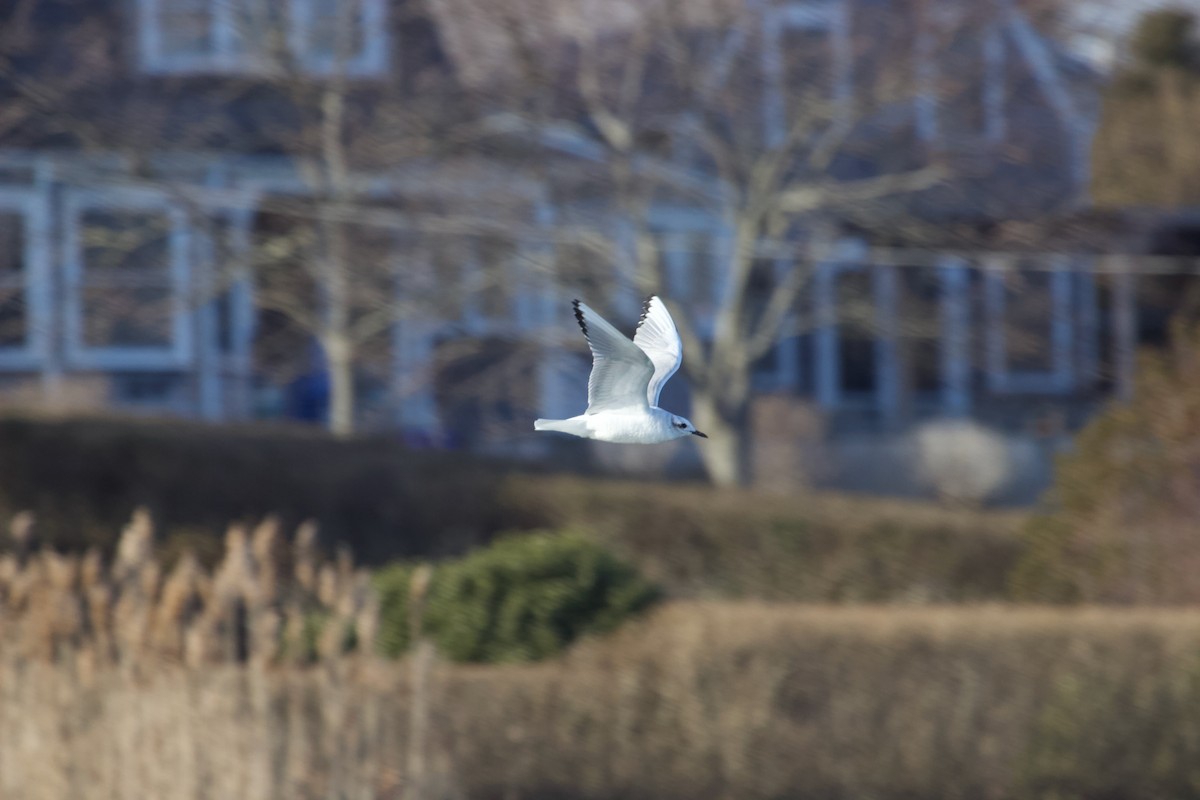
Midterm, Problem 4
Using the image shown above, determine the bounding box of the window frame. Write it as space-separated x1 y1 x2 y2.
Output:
290 0 389 77
63 188 194 370
0 188 51 369
983 256 1075 395
810 239 899 413
137 0 389 77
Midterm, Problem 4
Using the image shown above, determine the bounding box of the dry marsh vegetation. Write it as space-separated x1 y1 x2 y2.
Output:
0 509 378 671
4 598 1200 799
3 513 1200 799
1014 320 1200 603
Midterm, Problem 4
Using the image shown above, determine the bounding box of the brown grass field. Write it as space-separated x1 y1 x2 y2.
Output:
3 510 1200 800
4 602 1200 800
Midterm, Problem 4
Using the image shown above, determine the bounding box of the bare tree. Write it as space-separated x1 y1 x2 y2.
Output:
236 2 484 435
2 0 524 434
494 0 949 484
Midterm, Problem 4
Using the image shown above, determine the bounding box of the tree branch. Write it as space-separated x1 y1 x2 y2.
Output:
777 165 948 212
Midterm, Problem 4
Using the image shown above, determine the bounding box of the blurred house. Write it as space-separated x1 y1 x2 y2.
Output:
0 0 1191 486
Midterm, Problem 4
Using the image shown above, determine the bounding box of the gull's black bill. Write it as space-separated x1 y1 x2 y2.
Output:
691 430 708 438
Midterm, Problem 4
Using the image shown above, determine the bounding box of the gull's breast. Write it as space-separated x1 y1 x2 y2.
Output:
586 411 673 444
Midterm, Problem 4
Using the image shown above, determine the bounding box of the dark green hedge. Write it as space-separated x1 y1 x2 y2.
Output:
374 531 660 663
0 414 509 563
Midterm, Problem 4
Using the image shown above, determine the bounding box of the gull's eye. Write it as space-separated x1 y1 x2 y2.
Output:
675 422 686 429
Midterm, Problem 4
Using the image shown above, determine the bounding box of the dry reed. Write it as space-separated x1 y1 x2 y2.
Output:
1 596 1200 798
0 509 373 672
4 512 1200 799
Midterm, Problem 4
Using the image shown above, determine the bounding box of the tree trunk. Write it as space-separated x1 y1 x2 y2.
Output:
690 390 751 487
325 333 355 437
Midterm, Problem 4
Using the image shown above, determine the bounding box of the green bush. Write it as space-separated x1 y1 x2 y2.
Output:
373 562 419 658
1130 9 1198 70
0 414 509 562
376 531 660 663
506 478 1024 603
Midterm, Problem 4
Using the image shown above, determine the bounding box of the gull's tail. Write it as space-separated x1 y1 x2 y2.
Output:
534 417 590 437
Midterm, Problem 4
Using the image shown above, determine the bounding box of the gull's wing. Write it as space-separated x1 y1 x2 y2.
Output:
631 296 683 407
572 299 654 413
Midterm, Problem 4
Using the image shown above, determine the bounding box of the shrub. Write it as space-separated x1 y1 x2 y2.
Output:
377 532 660 663
373 562 418 658
507 477 1024 603
1130 9 1198 70
1093 11 1200 207
914 418 1011 506
0 414 509 562
1012 320 1200 603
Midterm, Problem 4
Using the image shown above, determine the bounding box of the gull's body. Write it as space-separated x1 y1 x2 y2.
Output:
534 296 707 444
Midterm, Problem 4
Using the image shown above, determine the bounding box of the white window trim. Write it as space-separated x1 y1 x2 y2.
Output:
138 0 389 77
195 203 258 419
217 207 258 370
392 246 443 434
137 0 248 75
810 238 899 413
0 187 51 369
983 256 1074 394
938 255 971 414
193 187 258 370
63 188 194 370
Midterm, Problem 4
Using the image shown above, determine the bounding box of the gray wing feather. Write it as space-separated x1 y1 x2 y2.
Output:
573 299 654 412
631 296 683 406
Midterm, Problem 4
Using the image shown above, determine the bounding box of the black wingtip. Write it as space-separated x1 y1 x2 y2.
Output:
636 295 654 328
572 299 588 336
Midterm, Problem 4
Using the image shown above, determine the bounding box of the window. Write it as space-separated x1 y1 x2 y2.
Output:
65 190 192 369
295 0 387 75
204 213 255 359
138 0 388 76
0 211 28 349
0 189 49 366
983 258 1074 394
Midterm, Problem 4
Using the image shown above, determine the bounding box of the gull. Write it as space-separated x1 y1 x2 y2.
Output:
535 296 707 443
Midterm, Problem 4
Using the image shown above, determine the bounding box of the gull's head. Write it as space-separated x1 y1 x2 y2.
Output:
669 415 708 440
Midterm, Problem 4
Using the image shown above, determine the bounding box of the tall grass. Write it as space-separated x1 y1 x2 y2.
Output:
5 599 1200 798
0 509 377 671
5 509 1200 799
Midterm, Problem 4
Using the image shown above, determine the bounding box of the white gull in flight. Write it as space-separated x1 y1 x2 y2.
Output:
534 296 707 444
